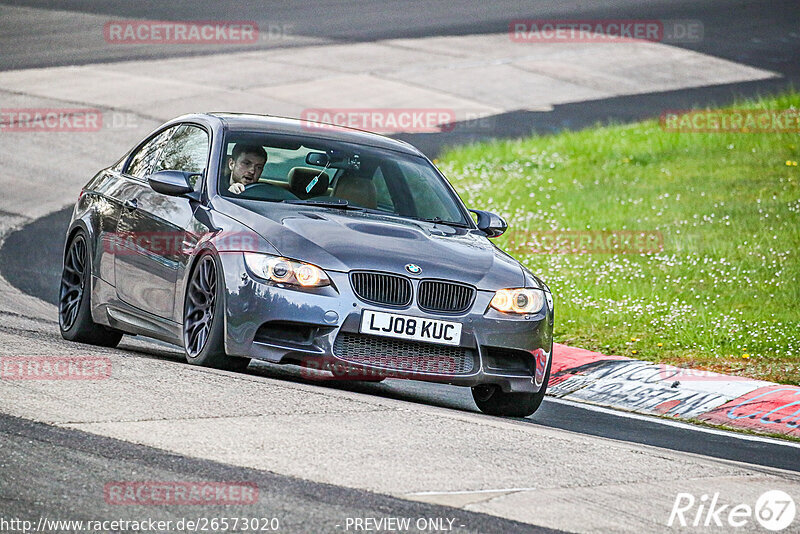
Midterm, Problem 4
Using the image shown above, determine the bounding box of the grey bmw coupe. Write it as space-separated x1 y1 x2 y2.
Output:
59 113 554 417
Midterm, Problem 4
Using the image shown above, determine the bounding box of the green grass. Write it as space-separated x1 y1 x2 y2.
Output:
438 91 800 385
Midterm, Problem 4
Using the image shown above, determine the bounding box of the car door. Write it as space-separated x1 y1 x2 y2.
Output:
114 124 210 320
110 125 176 293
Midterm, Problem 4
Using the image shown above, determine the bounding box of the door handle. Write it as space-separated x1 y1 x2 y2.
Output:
123 198 138 210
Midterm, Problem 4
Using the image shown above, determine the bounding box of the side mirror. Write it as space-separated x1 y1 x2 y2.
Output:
469 209 508 238
148 170 199 197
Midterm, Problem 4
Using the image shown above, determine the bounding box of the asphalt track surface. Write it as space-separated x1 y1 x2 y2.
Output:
0 209 800 532
4 207 800 474
1 0 799 153
2 1 800 531
1 0 798 75
2 413 561 534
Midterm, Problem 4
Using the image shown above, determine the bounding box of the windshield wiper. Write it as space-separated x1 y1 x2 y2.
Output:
416 216 470 228
282 199 364 210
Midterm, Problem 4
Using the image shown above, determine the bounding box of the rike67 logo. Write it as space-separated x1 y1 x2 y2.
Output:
669 490 796 531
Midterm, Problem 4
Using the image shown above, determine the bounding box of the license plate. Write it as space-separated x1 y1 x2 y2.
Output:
360 310 462 346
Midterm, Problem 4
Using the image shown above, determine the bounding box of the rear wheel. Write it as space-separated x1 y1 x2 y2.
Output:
472 360 551 417
59 232 123 347
183 253 250 372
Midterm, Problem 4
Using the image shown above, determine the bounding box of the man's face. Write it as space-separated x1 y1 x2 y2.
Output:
229 151 266 185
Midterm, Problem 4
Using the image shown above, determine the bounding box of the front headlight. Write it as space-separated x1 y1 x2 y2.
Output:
243 253 330 287
490 288 545 314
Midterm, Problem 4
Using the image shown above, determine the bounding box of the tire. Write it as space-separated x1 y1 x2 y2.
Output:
59 232 123 347
183 252 250 372
471 358 551 417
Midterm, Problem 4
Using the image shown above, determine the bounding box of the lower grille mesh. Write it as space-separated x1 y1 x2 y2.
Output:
333 332 474 374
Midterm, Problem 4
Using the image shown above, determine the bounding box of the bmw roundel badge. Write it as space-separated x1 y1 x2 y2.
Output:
405 263 421 274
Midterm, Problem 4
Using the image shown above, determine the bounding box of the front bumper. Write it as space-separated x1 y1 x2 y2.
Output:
220 253 553 394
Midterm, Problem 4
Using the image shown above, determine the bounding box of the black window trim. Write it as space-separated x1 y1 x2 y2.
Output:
153 122 213 197
121 122 213 190
121 125 177 182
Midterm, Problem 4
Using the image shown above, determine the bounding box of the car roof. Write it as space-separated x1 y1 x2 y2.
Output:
195 112 424 157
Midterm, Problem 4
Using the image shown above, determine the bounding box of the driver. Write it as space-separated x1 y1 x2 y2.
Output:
226 143 268 194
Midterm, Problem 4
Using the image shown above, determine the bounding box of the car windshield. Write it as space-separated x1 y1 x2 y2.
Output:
219 131 470 226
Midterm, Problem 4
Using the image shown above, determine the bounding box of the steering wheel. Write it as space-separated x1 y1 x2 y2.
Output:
241 182 298 201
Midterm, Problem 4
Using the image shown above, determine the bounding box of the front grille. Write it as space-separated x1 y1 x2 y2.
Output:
333 332 475 375
350 272 412 307
417 280 475 313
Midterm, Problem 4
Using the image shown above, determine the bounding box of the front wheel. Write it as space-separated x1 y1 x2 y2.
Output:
183 252 250 372
59 232 123 347
472 360 551 417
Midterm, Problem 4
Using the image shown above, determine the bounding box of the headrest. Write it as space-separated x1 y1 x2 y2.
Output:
333 175 377 209
288 167 329 199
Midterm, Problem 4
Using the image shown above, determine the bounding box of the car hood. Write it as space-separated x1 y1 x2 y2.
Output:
226 202 525 290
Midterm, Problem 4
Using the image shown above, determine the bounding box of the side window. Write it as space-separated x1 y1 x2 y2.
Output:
154 125 210 190
372 167 395 211
125 127 176 179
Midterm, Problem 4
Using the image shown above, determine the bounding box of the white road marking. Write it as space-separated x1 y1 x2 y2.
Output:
409 487 539 496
